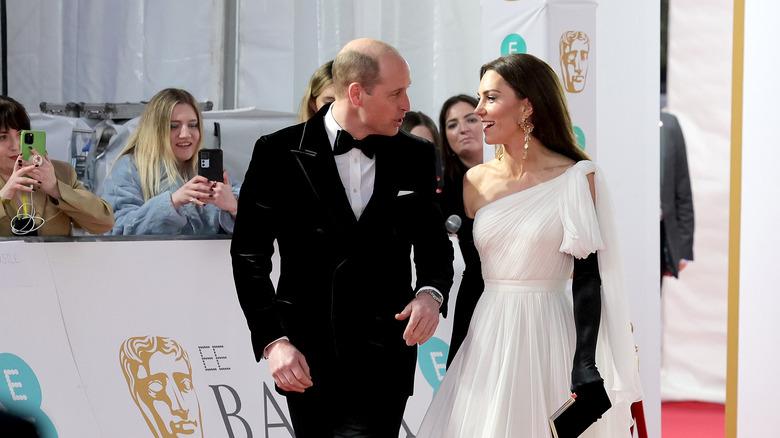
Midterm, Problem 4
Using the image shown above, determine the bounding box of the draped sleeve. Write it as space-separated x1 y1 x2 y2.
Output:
562 160 644 429
559 160 604 259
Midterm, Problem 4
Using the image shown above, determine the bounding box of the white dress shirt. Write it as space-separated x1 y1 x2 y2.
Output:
324 105 375 220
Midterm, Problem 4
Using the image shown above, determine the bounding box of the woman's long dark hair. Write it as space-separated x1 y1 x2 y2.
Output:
480 53 589 162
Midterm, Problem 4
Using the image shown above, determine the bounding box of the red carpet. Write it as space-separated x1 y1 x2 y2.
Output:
661 402 725 438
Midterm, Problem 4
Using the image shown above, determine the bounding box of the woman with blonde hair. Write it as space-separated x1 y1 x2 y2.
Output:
298 60 334 122
102 88 239 235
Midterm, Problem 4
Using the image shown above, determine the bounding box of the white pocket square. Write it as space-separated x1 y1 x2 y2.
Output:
397 190 415 196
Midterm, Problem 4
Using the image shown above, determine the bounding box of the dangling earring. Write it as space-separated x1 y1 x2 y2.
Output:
494 144 504 160
518 115 534 160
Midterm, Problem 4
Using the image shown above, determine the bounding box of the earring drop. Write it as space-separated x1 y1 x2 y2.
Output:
518 116 534 160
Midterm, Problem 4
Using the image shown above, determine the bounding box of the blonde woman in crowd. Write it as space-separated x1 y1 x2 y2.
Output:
298 60 335 122
102 88 239 235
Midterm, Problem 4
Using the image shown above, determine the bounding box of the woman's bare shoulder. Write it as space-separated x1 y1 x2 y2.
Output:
463 160 504 218
465 159 501 183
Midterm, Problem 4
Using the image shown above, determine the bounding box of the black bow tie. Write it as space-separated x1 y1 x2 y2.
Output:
334 130 376 158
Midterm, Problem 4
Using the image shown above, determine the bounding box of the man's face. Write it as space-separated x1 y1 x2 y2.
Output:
135 351 202 438
561 39 589 93
358 54 411 137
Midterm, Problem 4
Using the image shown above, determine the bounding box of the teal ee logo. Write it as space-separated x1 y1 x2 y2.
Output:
501 34 527 56
417 337 449 395
0 353 57 437
573 126 586 150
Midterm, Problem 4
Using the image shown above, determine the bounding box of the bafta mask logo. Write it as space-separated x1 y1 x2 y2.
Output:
559 31 590 93
120 336 203 438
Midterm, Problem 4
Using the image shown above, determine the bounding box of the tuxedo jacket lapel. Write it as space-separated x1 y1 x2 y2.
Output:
292 116 357 231
358 138 395 225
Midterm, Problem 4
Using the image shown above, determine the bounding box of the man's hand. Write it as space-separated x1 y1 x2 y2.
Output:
265 339 313 393
395 293 440 346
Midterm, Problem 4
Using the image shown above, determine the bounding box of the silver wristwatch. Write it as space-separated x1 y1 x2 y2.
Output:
416 288 444 306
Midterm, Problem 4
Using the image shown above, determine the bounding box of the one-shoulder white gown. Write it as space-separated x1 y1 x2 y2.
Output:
417 161 643 438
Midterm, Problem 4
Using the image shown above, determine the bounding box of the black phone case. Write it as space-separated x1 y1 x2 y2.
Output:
198 149 223 182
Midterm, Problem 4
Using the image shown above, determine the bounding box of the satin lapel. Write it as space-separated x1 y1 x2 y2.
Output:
292 117 358 230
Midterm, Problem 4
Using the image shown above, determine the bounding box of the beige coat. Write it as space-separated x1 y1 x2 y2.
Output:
0 160 114 236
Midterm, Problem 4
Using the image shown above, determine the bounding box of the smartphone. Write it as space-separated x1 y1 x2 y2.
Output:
21 130 47 166
197 148 223 182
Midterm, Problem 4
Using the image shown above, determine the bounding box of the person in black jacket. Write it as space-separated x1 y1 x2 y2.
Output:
231 38 453 437
437 94 485 367
660 111 694 280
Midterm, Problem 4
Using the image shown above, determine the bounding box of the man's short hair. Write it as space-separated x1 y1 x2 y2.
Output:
332 40 401 97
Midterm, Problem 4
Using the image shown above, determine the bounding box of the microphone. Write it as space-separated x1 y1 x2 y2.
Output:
445 214 462 234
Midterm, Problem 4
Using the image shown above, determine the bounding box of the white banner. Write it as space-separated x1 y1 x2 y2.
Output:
1 238 463 437
0 241 100 438
47 240 272 437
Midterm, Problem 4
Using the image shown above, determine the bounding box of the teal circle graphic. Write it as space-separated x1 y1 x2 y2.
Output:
0 353 42 410
417 337 450 395
501 34 527 56
573 126 586 150
0 353 58 437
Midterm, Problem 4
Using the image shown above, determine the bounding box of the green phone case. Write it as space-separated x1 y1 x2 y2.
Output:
20 130 47 164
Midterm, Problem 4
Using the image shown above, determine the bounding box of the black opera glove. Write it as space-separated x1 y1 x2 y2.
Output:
571 251 604 392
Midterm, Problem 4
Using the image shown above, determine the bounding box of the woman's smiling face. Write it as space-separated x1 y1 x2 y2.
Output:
475 70 527 147
169 103 200 165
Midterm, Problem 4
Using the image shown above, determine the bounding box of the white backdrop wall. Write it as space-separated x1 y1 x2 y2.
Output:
738 0 780 435
595 2 661 436
662 0 731 403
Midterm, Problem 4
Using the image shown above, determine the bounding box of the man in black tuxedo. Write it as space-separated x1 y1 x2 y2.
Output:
231 38 454 437
660 111 694 280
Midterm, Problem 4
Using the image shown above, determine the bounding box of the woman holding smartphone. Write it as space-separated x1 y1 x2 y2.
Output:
102 88 240 235
0 96 114 236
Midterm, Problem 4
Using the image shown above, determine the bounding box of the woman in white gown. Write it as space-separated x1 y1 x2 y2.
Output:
417 54 643 437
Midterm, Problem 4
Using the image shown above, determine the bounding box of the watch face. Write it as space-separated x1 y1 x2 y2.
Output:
419 289 443 304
